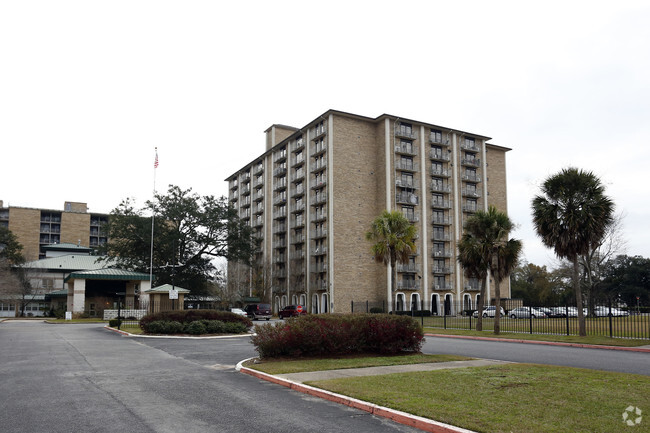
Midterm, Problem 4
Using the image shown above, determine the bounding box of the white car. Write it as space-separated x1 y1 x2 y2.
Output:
509 307 547 319
593 306 629 317
230 308 247 317
472 306 506 318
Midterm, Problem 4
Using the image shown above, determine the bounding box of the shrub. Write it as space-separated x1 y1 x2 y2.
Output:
140 309 252 333
251 314 423 359
109 318 121 327
369 307 385 314
185 321 207 335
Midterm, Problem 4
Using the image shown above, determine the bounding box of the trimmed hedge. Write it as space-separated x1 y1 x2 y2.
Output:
250 314 424 358
139 309 252 334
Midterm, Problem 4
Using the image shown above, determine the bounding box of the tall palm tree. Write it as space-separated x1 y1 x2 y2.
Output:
532 167 614 336
457 206 522 334
365 210 417 312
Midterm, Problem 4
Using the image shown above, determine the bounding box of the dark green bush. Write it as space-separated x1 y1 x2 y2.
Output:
109 318 121 327
185 321 207 335
140 309 251 333
251 314 424 358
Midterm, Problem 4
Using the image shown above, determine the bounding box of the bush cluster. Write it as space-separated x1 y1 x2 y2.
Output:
250 314 424 358
140 310 252 335
145 319 248 335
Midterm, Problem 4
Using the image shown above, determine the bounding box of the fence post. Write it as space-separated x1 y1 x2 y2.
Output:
529 305 533 334
351 301 354 313
444 308 447 329
608 298 613 339
366 300 369 313
565 304 570 336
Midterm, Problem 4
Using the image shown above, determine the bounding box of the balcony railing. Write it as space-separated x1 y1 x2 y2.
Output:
273 167 287 177
432 282 453 291
311 159 327 173
311 263 328 273
311 246 327 256
311 178 327 189
431 199 452 209
394 143 417 156
395 281 420 291
310 193 327 205
273 150 287 163
432 216 452 225
432 249 452 258
253 163 264 175
430 168 450 177
273 209 287 219
291 155 305 167
291 234 305 244
460 141 480 152
291 170 305 183
394 160 416 172
291 138 305 152
463 205 479 213
397 263 421 273
461 157 481 167
432 265 454 274
461 188 481 198
273 196 287 205
431 232 451 241
292 185 305 197
429 150 450 161
310 228 327 239
290 251 305 260
291 202 305 213
431 183 451 193
396 193 419 205
464 284 481 292
272 222 287 233
291 217 305 228
462 173 482 183
395 128 418 140
396 178 418 189
311 212 327 222
311 141 327 155
430 134 449 146
253 191 264 202
310 279 328 291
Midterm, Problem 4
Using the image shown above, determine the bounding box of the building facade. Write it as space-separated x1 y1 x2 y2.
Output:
226 110 511 315
0 201 108 262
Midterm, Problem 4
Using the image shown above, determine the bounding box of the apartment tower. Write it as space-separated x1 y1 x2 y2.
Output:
226 110 510 314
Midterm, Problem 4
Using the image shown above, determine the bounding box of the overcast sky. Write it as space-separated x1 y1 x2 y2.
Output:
2 1 649 269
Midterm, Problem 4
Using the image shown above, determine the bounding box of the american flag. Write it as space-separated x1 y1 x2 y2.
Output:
154 148 159 168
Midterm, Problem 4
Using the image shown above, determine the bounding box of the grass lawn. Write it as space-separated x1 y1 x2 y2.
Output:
425 328 650 347
306 363 649 433
246 353 472 375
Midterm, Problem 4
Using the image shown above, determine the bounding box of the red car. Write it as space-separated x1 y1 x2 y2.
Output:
278 305 307 319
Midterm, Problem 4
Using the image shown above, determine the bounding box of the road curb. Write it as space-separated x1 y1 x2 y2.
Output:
425 333 650 353
236 359 475 433
102 326 254 339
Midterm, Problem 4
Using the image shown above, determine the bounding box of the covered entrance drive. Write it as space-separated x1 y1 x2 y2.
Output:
64 269 152 317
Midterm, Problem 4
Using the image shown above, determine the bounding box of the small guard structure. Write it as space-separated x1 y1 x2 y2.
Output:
144 284 190 313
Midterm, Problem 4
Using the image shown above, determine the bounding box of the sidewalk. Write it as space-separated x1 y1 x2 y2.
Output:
238 359 503 433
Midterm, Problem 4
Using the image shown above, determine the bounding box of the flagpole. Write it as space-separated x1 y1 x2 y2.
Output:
149 147 158 289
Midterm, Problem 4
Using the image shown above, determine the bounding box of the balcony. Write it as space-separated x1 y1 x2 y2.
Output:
274 269 287 279
229 181 238 190
313 123 327 139
310 192 327 205
273 167 287 177
431 199 452 209
311 263 328 273
273 209 287 220
311 212 327 222
463 204 479 213
273 150 287 163
291 216 305 228
462 173 482 183
461 188 481 198
240 197 251 207
292 184 305 197
253 217 263 227
253 163 264 176
464 283 481 292
290 250 305 260
395 178 418 189
460 141 480 152
229 194 238 203
273 253 286 262
311 159 327 173
395 281 420 291
461 157 481 168
310 279 328 291
394 160 416 172
429 150 450 162
432 265 454 274
396 192 419 205
432 249 452 258
432 282 454 291
311 246 327 256
311 178 327 189
273 195 287 205
253 205 263 216
403 213 419 223
291 170 305 183
310 227 327 239
253 190 264 202
394 143 417 156
240 172 251 182
431 182 451 193
252 177 263 188
397 263 421 273
432 215 451 225
291 155 305 167
311 141 327 156
291 202 305 213
395 128 418 140
430 167 450 178
431 232 451 241
430 135 450 146
273 179 287 191
273 222 287 233
291 234 305 244
291 138 305 152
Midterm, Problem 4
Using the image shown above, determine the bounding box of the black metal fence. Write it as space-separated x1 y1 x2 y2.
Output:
354 299 650 340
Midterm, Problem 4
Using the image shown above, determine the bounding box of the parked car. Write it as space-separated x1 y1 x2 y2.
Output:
549 307 568 318
509 307 547 319
472 306 506 318
539 307 562 318
278 305 307 319
244 303 272 320
230 308 247 317
565 307 579 317
593 306 629 317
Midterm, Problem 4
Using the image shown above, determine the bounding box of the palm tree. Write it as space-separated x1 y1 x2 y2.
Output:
365 210 417 312
532 167 614 336
457 206 522 334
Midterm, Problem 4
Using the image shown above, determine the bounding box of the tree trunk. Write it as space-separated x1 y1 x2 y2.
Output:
494 278 501 335
476 282 486 332
574 258 586 336
390 256 396 313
